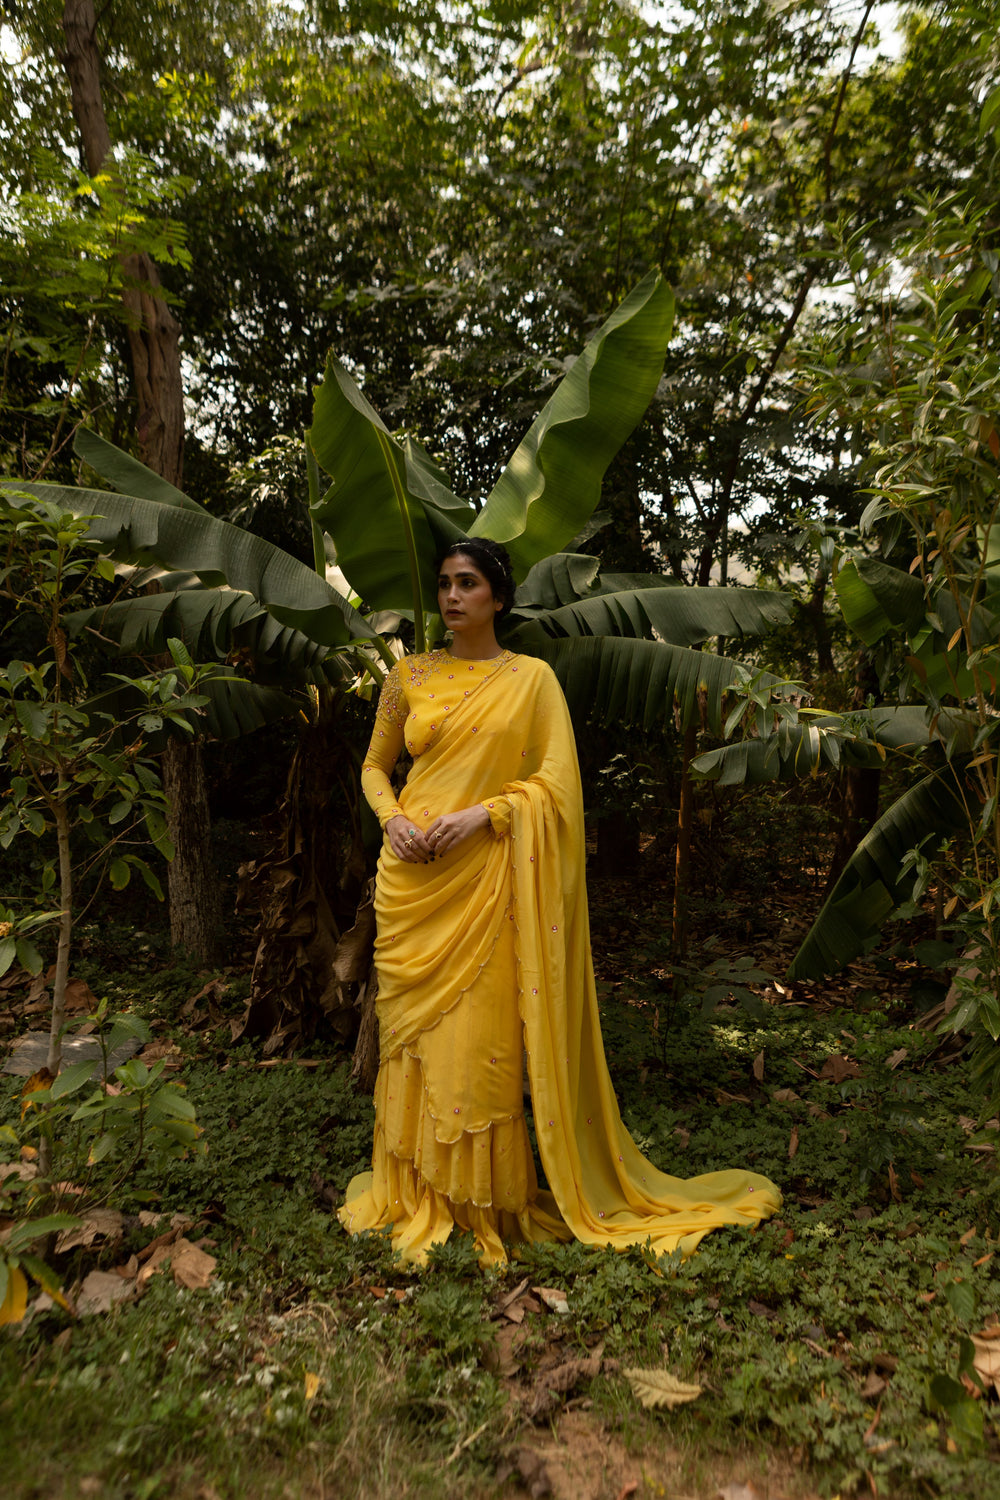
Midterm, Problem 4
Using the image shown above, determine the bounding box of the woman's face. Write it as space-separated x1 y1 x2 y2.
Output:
437 554 500 634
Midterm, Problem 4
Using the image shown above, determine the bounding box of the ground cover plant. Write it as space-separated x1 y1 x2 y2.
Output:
2 816 998 1500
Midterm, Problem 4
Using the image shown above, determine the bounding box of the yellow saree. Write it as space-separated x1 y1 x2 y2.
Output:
339 648 780 1265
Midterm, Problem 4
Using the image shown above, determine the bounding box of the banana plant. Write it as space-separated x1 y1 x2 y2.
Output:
691 548 991 979
306 269 793 733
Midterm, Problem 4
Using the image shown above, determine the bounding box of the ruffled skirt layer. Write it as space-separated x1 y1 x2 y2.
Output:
339 1046 569 1264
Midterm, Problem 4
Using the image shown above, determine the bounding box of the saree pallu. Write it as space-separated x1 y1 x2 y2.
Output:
339 652 780 1264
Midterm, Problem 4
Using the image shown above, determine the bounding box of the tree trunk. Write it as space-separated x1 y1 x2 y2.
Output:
161 738 222 961
46 799 73 1079
672 724 697 959
61 0 220 961
825 648 881 893
798 559 835 675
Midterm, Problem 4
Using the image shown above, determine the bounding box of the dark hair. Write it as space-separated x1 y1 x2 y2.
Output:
436 538 517 618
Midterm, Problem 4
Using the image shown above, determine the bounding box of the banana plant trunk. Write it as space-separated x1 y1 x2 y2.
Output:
237 689 372 1049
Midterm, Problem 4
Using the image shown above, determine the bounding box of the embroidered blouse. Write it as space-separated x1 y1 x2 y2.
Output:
361 649 518 835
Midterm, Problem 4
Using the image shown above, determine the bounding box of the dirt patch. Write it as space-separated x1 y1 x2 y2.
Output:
502 1409 652 1500
500 1409 824 1500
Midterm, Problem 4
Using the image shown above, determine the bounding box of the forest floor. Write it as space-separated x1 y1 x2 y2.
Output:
1 831 999 1500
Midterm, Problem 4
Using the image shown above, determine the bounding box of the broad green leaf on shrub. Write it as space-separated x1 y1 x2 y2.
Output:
0 1264 28 1326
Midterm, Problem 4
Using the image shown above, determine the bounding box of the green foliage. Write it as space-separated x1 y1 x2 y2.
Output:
0 147 192 482
11 1008 204 1210
0 492 198 891
2 954 999 1494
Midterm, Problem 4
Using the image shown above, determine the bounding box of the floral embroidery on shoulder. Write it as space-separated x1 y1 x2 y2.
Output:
403 649 450 694
375 665 409 729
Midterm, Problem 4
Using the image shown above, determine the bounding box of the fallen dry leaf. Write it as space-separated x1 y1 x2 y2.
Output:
485 1321 526 1378
715 1485 762 1500
622 1367 701 1410
136 1217 196 1263
752 1050 765 1082
62 977 100 1014
972 1335 1000 1397
136 1210 193 1231
527 1346 603 1420
138 1040 182 1065
534 1286 570 1315
76 1270 135 1315
55 1208 124 1254
819 1054 862 1083
772 1087 799 1103
788 1124 799 1159
137 1237 217 1291
747 1299 779 1320
860 1373 887 1400
182 977 229 1016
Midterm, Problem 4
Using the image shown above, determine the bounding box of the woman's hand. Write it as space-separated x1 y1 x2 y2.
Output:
425 804 490 856
386 815 434 863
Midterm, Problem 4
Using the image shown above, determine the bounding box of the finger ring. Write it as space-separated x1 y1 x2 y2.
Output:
434 831 442 841
408 827 416 836
404 838 413 847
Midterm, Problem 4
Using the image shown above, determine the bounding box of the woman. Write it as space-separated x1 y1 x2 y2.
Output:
339 539 780 1265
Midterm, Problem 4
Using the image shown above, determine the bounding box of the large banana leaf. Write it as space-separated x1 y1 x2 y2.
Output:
516 552 690 610
74 428 207 514
907 589 998 702
8 481 374 649
512 584 790 646
471 271 675 577
66 588 342 686
788 768 969 980
308 360 475 621
521 635 785 735
834 557 924 645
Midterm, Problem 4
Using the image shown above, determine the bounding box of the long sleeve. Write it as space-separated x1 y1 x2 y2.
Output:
361 667 408 829
482 796 513 836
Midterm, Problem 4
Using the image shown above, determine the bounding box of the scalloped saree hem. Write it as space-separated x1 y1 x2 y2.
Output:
337 1144 570 1267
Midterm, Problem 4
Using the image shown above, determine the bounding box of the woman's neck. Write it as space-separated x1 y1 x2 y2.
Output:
446 628 503 661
